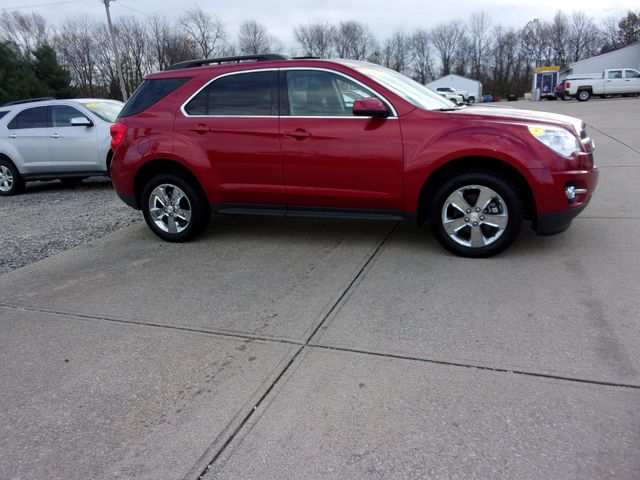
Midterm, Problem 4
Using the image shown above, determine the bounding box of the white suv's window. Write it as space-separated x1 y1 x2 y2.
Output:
7 106 48 129
51 105 89 127
607 70 623 79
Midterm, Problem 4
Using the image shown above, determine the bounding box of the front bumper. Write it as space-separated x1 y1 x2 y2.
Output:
534 201 589 235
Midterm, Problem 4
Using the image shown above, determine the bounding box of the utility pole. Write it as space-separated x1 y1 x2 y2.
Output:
103 0 128 101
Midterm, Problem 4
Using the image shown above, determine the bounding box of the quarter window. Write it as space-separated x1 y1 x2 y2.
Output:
7 106 49 129
285 70 377 116
51 105 90 127
185 71 276 116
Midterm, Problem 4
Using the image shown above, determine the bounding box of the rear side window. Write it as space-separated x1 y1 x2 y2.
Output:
119 77 191 117
184 71 277 116
607 70 622 79
7 106 49 129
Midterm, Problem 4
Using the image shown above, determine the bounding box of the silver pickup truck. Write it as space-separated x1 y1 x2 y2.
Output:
564 68 640 101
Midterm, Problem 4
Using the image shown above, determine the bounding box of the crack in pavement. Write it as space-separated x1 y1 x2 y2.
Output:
191 221 401 479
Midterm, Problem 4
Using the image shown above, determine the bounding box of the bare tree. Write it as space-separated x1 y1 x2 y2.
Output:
382 31 410 74
431 21 466 75
409 28 434 84
55 17 100 96
550 11 570 67
294 21 335 57
468 12 492 80
180 7 226 58
0 11 48 55
568 12 601 62
238 19 280 54
333 21 376 60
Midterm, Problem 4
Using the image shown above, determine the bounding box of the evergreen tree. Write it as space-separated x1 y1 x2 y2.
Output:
0 41 47 105
32 44 76 98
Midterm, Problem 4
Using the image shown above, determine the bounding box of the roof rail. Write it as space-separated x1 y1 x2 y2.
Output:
164 54 289 71
2 96 56 107
292 56 321 59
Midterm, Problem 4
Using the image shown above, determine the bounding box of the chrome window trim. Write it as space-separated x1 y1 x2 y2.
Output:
281 67 398 118
179 66 398 119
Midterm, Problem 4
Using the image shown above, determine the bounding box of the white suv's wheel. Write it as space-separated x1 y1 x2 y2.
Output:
0 158 24 196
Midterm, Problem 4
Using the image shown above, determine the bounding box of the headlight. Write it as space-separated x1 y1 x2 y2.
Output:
528 125 581 157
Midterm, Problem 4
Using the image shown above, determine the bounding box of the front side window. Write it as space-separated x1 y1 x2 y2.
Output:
608 70 622 79
51 105 89 127
285 70 378 116
624 69 640 79
7 106 48 129
184 71 276 116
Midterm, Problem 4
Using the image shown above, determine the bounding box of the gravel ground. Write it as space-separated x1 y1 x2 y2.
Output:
0 177 141 274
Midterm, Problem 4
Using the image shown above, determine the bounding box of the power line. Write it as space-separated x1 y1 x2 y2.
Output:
115 0 152 17
1 0 85 10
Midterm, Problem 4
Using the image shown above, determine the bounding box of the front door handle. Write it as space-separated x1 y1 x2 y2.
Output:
189 124 210 134
50 133 60 139
284 129 311 140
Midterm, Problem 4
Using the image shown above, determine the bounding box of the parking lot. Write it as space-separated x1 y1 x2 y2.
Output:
1 98 639 479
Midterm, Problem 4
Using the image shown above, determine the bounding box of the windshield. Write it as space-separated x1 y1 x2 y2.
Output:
80 100 124 122
355 64 457 111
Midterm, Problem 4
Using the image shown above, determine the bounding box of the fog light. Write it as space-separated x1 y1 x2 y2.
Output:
565 185 587 202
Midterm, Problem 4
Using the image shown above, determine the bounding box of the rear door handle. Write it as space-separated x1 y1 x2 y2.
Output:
50 133 60 139
189 124 210 134
8 133 16 139
284 129 311 140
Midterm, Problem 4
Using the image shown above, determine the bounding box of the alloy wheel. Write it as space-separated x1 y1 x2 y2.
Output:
0 165 14 193
441 184 509 248
148 183 192 234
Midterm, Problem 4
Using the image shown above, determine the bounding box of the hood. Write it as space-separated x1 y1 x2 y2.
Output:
451 104 583 135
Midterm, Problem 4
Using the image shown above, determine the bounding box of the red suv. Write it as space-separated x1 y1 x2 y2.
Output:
110 54 598 257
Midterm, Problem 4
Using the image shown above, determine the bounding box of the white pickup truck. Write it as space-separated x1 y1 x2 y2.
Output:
564 68 640 101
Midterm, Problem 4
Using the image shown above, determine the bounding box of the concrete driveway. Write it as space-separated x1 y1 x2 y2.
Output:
1 98 639 479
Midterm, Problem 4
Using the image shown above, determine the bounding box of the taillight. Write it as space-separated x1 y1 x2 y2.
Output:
565 82 571 88
110 122 127 151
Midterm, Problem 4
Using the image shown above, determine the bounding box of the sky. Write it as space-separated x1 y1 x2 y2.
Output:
1 0 638 51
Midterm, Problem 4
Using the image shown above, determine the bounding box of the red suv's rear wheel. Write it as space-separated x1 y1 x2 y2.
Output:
141 174 211 242
430 172 523 258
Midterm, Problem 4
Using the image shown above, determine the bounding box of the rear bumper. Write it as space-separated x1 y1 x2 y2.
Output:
533 201 588 235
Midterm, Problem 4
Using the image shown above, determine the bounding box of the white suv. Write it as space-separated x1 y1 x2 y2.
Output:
0 97 123 195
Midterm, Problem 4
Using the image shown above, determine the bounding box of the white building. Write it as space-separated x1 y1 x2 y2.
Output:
566 42 640 76
426 74 483 102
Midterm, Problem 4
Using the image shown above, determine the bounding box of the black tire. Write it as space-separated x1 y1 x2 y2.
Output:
577 89 591 102
430 171 523 258
141 173 210 242
0 157 25 196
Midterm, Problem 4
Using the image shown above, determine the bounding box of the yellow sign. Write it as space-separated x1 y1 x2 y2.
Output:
534 66 560 73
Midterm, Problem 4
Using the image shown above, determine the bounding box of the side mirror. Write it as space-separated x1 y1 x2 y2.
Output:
71 117 93 127
353 98 390 119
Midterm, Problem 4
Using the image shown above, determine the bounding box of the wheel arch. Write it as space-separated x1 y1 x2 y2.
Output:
133 158 206 210
0 152 18 170
416 156 536 225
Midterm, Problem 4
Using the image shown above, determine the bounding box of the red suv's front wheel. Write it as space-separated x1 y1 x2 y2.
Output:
141 174 211 242
430 172 523 258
